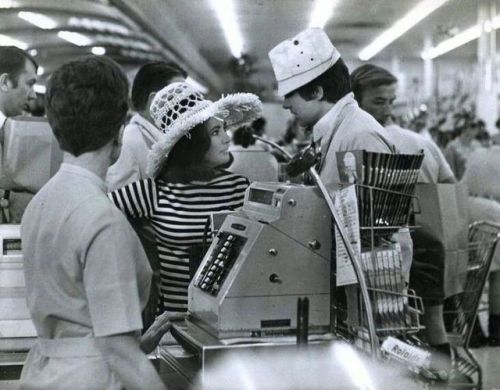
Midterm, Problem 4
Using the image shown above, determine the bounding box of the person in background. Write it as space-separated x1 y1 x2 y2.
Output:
463 132 500 347
350 64 457 374
350 64 455 184
107 61 187 189
106 61 187 328
20 56 171 389
0 46 38 223
444 114 481 180
0 46 37 121
109 82 261 314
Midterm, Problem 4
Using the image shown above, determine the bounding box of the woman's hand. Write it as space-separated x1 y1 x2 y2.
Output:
140 311 186 354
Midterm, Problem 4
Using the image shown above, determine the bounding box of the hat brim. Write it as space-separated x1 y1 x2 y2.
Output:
147 93 262 178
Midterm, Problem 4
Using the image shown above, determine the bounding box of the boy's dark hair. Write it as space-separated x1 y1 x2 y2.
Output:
0 46 38 87
289 58 351 104
159 121 220 183
45 56 129 156
131 62 187 112
350 64 398 103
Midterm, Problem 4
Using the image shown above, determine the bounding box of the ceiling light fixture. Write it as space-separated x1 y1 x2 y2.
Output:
358 0 450 61
37 66 44 76
421 15 500 59
18 11 57 30
91 46 106 55
0 34 28 49
209 0 244 58
57 31 92 47
309 0 338 28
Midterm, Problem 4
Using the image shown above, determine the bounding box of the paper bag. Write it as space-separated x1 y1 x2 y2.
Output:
412 183 469 298
0 117 62 193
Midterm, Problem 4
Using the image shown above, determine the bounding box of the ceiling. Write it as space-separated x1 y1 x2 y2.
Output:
0 0 498 99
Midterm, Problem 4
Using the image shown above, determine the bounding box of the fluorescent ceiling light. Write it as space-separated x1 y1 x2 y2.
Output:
186 76 208 94
0 34 28 49
57 31 92 46
422 14 500 59
209 0 244 58
18 11 57 29
309 0 337 28
91 46 106 55
34 84 46 94
421 25 480 59
358 0 450 61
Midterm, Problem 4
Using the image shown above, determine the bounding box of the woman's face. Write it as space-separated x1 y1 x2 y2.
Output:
202 117 231 167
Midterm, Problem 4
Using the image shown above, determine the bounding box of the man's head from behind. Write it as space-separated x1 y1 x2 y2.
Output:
46 56 128 157
350 64 398 126
0 46 38 117
131 61 187 117
269 28 351 127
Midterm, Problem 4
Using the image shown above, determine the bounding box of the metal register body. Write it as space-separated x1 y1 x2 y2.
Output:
188 182 332 338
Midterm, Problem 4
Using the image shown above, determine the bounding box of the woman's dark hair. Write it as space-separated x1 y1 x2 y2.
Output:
292 58 351 104
159 121 221 183
45 56 128 156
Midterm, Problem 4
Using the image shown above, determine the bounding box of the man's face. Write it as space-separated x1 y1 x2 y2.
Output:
359 83 396 126
282 90 323 127
2 60 37 117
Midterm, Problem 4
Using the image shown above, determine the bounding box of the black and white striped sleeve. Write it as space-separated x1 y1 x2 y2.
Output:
108 178 156 219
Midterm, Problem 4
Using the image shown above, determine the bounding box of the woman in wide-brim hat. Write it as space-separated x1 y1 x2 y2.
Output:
109 82 262 314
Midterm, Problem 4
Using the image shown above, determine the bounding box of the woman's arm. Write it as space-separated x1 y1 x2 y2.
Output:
95 332 166 390
108 178 156 219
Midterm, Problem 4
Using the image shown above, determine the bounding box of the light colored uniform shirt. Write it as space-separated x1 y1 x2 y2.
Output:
384 124 455 184
444 137 481 180
463 145 500 272
20 163 156 389
106 113 161 190
313 93 396 192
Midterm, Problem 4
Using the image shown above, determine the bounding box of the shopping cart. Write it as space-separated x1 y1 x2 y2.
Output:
443 221 500 388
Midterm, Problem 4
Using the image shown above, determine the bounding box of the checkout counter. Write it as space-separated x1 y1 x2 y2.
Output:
157 182 427 389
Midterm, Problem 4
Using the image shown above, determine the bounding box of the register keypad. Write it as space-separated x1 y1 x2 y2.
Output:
194 231 246 296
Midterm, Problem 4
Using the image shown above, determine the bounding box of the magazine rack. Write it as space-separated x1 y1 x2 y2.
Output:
334 152 425 345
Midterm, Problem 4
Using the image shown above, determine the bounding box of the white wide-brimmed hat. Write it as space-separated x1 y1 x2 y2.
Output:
147 82 262 178
268 28 341 96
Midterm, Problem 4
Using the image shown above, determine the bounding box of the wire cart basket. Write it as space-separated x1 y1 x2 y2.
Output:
442 221 500 388
334 151 425 345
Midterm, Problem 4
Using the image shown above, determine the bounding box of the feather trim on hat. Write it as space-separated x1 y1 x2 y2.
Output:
146 92 262 178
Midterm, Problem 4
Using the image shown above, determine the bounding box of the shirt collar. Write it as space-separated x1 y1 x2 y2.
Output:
312 92 357 143
59 163 107 192
131 113 158 132
0 110 6 129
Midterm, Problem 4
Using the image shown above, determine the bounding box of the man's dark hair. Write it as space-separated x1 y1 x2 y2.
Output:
131 61 187 112
350 64 398 103
159 121 221 183
0 46 38 87
45 56 129 156
289 58 351 104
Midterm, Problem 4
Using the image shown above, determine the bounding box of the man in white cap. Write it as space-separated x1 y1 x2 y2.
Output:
268 27 395 192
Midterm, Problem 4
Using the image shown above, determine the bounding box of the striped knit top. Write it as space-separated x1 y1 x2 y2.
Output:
109 171 249 313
